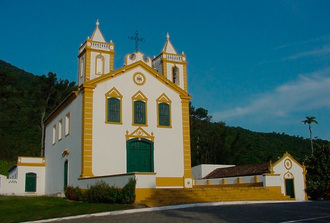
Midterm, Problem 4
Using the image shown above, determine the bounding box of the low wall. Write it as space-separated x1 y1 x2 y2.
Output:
194 175 264 186
78 173 157 203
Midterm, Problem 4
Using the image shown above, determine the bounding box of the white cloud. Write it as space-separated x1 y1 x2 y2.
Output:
282 44 330 61
212 68 330 122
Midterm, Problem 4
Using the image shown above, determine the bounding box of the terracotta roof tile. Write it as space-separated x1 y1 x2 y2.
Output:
204 163 270 179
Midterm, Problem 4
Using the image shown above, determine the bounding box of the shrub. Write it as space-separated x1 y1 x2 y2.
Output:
65 186 83 201
65 178 136 204
85 181 120 203
119 178 136 204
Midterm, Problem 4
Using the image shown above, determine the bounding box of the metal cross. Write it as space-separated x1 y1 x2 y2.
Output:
128 30 145 52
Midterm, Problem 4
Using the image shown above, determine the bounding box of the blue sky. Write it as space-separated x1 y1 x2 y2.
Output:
1 0 329 140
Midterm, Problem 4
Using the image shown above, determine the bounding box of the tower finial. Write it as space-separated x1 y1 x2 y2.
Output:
96 19 100 27
166 32 170 40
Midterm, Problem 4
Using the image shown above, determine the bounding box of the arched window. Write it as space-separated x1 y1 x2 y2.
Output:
156 93 172 128
96 55 104 75
172 66 179 84
158 103 170 126
132 91 148 126
105 88 122 124
107 97 120 122
80 57 85 77
134 100 146 124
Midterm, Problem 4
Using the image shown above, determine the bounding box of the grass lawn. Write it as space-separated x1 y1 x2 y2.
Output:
0 196 138 223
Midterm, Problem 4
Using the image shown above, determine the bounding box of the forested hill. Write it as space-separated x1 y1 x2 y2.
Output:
0 60 77 160
0 60 328 165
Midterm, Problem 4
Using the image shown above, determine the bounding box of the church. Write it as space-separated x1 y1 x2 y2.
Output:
42 20 193 201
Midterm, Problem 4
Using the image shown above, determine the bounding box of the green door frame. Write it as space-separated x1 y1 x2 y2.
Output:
285 179 295 198
25 172 37 192
126 138 154 173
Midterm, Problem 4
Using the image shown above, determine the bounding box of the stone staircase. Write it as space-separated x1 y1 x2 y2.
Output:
140 186 292 207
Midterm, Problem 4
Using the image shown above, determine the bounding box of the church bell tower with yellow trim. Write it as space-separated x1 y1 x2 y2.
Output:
78 20 115 87
152 33 188 92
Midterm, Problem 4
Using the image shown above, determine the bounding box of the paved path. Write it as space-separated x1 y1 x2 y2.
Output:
35 201 330 223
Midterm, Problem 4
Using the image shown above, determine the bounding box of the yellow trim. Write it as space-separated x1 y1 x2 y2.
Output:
95 54 105 75
105 87 123 124
17 157 46 167
85 41 91 83
89 61 190 98
254 175 259 183
183 61 188 91
237 177 242 184
126 126 154 142
18 163 46 167
273 152 304 169
133 72 146 85
156 93 172 128
302 165 308 200
132 90 148 126
156 177 184 187
180 97 192 180
62 149 70 157
222 178 226 184
283 172 295 198
171 65 180 85
80 84 95 178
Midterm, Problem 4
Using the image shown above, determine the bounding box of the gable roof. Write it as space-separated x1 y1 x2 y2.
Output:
204 163 270 179
273 152 305 169
89 60 190 97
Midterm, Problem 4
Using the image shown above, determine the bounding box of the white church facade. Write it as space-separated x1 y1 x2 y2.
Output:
43 21 193 200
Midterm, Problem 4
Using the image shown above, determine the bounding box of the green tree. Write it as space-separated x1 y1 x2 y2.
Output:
304 143 330 200
302 116 318 153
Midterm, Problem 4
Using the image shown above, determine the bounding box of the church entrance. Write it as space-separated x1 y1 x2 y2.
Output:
285 179 295 198
126 138 154 173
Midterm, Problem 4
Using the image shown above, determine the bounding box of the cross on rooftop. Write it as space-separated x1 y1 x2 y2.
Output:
128 30 145 52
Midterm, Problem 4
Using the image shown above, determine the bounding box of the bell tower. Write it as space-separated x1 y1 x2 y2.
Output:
78 20 115 87
152 33 188 91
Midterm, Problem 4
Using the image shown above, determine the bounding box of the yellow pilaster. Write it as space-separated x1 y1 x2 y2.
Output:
80 84 95 178
181 96 192 180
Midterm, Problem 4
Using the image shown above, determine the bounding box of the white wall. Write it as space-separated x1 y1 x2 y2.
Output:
44 95 82 195
0 164 45 196
273 155 306 201
92 66 185 178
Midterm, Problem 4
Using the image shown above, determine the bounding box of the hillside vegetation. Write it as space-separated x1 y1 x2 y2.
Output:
0 60 327 167
0 60 76 161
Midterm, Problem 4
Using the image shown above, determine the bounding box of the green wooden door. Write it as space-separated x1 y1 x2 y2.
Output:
64 160 68 188
25 172 36 192
285 179 295 198
127 138 154 173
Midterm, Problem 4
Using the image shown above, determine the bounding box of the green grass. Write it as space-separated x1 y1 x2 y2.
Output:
0 196 138 223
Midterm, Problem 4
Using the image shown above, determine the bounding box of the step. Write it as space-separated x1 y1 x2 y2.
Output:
140 186 292 207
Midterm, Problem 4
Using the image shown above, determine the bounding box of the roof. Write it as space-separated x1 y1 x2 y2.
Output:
204 163 270 179
162 33 177 54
